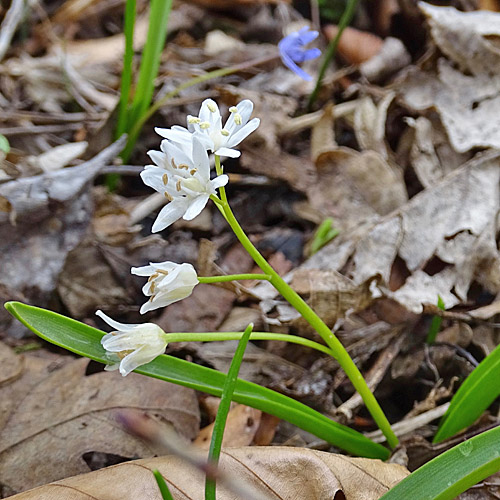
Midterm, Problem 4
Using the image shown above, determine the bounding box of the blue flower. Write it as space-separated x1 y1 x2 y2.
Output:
278 27 322 81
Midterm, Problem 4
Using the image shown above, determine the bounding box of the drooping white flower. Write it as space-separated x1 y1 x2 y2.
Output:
142 134 228 232
131 261 199 314
96 310 168 376
155 99 260 158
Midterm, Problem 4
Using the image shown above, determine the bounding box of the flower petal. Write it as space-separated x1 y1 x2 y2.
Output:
226 118 260 149
183 194 210 220
96 310 140 332
214 147 240 158
210 174 229 190
152 198 189 232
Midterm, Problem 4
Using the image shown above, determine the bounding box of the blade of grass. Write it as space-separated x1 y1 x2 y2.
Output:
434 338 500 443
205 323 253 500
115 0 136 140
153 470 175 500
380 426 500 500
307 0 359 110
126 0 172 135
5 301 389 459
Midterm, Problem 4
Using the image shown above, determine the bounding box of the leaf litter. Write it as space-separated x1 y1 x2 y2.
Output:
1 0 500 497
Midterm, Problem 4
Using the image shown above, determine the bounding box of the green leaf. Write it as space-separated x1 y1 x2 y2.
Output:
434 339 500 443
425 294 445 345
380 426 500 500
5 301 389 460
206 323 253 500
153 470 174 500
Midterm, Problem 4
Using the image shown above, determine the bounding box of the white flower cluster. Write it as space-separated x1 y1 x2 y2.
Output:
99 99 259 376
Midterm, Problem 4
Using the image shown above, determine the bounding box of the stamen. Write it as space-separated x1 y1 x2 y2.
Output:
150 281 156 293
148 273 158 282
207 102 217 113
178 164 189 170
162 173 168 185
200 121 211 129
171 158 178 169
234 113 242 125
190 168 197 175
229 106 238 113
157 269 169 275
221 129 230 136
164 192 173 201
176 179 182 192
188 116 201 124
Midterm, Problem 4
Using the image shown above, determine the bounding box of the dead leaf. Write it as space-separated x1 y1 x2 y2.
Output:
9 446 409 500
401 4 500 152
194 405 261 449
0 352 200 494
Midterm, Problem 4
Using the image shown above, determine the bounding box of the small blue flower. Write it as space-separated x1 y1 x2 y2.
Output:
278 26 322 81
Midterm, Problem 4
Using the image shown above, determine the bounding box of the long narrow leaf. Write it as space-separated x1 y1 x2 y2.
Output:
206 323 253 500
5 301 389 460
434 341 500 443
381 426 500 500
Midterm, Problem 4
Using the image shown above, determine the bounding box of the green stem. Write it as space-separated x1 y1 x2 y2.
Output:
214 155 228 204
205 324 253 499
198 274 271 284
163 331 336 357
122 53 279 161
307 0 359 110
220 200 398 449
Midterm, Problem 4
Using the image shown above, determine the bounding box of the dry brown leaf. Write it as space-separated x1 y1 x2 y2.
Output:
194 405 261 449
0 350 199 494
401 4 500 152
9 446 409 500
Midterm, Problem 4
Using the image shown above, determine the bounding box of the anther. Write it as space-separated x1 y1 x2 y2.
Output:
234 113 242 125
200 121 211 129
171 158 178 169
221 129 230 136
207 102 217 113
157 269 169 275
188 116 201 124
162 173 168 185
176 179 182 192
178 164 189 170
164 192 173 201
229 106 238 113
190 168 197 175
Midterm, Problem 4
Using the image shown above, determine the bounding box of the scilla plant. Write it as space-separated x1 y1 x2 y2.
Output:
6 99 396 459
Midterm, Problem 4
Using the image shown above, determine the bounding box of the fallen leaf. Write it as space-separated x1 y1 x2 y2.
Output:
194 405 261 449
9 446 409 500
0 350 200 494
401 4 500 152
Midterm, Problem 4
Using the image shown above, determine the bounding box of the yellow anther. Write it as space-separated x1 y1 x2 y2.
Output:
176 179 182 192
164 192 173 202
188 116 201 124
190 168 197 175
171 158 178 169
157 269 169 275
150 281 156 293
234 113 242 125
207 102 217 113
229 106 238 113
200 121 211 129
221 129 230 136
162 173 168 185
178 164 189 170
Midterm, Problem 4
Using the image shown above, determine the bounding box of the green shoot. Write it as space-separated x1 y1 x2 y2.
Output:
205 324 253 500
426 295 445 345
153 470 174 500
310 217 339 255
0 133 10 154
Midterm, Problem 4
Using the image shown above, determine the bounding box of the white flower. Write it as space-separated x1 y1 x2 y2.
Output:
142 134 228 232
96 310 168 376
155 98 260 158
131 261 199 314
